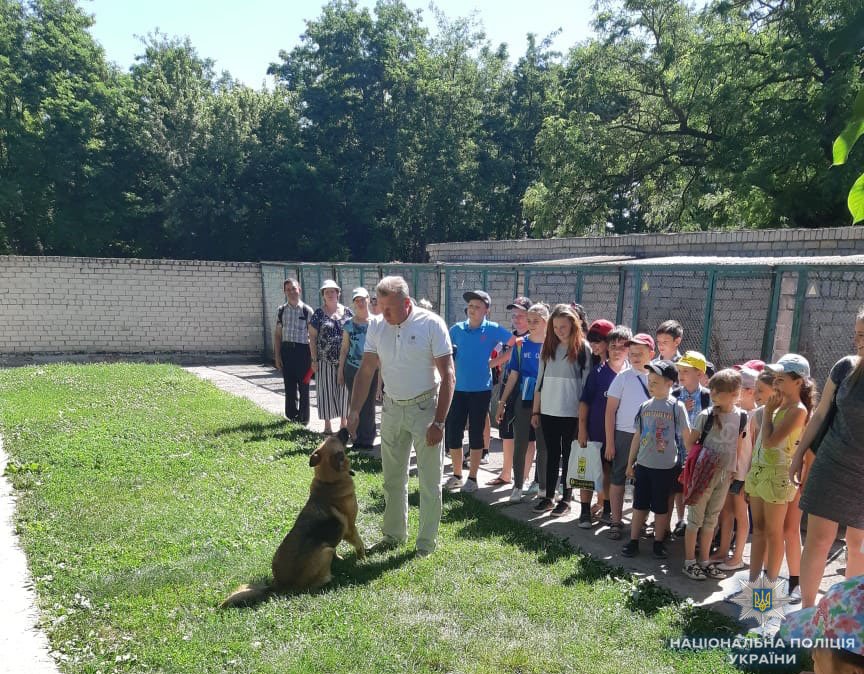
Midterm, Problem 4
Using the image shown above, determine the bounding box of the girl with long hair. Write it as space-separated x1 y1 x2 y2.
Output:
744 355 812 592
531 304 592 516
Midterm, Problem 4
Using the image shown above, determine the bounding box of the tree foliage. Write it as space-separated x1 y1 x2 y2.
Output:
0 0 861 260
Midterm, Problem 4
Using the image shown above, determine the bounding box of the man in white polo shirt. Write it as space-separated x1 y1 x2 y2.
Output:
347 276 455 557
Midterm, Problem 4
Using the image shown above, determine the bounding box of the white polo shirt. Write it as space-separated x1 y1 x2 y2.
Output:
364 306 452 401
607 367 651 433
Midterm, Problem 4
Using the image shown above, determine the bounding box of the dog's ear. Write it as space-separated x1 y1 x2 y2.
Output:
330 450 345 471
336 428 350 446
309 451 322 467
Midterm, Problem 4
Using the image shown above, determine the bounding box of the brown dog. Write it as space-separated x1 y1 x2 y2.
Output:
220 428 364 608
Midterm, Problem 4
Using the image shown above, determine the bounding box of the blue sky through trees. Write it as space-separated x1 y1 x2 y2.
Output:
83 0 597 87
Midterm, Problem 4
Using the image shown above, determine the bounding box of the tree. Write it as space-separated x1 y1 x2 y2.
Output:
524 0 863 235
0 0 126 254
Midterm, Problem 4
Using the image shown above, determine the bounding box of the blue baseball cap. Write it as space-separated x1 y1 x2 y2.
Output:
766 354 811 379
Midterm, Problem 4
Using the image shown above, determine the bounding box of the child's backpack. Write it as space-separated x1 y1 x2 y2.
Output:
679 407 748 503
672 385 711 410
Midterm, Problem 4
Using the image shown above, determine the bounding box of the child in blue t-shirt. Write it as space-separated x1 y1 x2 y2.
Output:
445 290 515 492
495 303 549 502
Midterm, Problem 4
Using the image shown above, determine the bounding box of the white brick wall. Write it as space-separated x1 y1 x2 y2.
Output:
0 256 263 355
4 254 862 386
427 226 864 263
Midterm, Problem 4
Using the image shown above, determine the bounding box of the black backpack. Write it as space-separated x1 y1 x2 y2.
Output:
696 407 749 447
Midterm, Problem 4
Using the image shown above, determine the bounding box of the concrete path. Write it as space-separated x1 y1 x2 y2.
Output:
189 363 848 624
0 435 61 674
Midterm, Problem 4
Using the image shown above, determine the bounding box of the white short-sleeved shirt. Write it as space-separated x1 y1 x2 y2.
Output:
364 306 452 401
607 367 650 433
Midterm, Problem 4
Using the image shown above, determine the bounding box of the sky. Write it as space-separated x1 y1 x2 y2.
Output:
82 0 598 88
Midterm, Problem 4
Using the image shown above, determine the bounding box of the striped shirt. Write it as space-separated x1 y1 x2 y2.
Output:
276 301 312 344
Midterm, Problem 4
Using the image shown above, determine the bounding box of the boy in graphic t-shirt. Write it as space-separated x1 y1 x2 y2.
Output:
622 360 690 560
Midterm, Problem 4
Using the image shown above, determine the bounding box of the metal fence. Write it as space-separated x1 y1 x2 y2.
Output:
796 268 864 386
262 261 864 387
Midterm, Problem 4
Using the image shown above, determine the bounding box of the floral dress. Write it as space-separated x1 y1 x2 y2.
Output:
310 305 353 420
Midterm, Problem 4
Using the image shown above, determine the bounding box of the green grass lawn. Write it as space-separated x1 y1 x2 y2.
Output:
0 364 770 674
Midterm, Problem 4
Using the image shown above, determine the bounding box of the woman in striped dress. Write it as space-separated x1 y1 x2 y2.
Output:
309 280 353 434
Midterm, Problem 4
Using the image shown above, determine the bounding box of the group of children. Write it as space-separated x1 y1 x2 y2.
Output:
443 294 815 598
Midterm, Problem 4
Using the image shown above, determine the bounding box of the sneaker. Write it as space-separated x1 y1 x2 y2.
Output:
701 563 727 580
605 523 623 540
621 540 639 557
415 548 432 558
444 475 463 490
653 541 668 559
578 512 593 529
550 501 571 517
366 537 401 555
479 453 489 465
509 487 523 503
524 481 540 497
460 479 478 493
683 562 707 580
673 520 686 537
788 586 802 604
599 510 613 525
532 497 554 513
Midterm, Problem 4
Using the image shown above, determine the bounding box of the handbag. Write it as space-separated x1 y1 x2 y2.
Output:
567 440 604 492
679 411 714 491
679 409 747 504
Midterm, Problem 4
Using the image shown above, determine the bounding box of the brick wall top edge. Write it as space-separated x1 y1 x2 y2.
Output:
0 255 261 269
427 226 864 252
594 254 864 267
262 261 440 268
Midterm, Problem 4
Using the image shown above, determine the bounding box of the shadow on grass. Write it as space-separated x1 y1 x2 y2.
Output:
344 450 383 475
441 493 575 566
437 493 748 647
221 550 414 610
210 422 384 476
307 461 761 658
212 420 315 446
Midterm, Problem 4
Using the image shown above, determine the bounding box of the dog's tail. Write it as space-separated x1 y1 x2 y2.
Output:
219 582 274 609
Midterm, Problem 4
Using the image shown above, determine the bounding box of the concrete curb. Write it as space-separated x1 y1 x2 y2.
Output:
0 435 61 674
